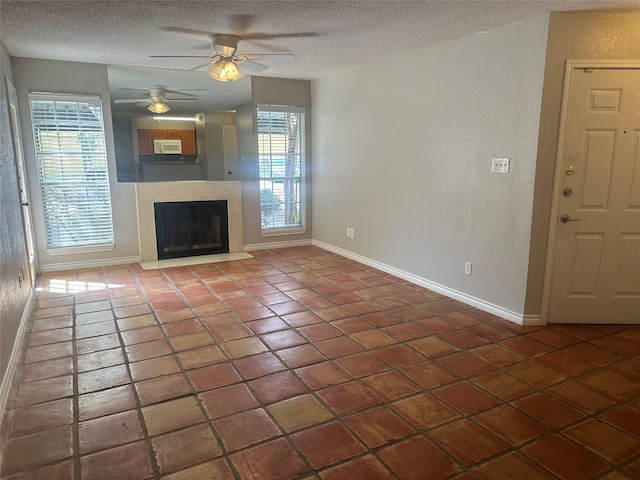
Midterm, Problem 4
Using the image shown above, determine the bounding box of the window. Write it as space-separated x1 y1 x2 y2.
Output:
29 93 114 251
257 105 305 234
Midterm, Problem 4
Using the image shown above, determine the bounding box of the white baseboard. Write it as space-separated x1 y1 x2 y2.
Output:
38 256 141 273
244 239 313 251
0 287 34 449
313 240 527 325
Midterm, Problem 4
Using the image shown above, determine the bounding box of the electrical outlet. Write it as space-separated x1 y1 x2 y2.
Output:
346 227 350 238
464 261 472 275
346 227 355 239
491 157 510 173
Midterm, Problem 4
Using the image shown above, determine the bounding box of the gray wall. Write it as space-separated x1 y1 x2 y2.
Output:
311 15 549 317
0 44 31 388
524 11 640 316
204 111 237 181
12 58 141 269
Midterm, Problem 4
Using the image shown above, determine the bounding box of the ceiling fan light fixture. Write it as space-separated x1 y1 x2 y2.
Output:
148 101 170 114
208 58 244 82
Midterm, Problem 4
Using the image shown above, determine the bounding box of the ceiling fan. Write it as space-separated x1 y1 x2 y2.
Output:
150 33 299 82
113 88 196 113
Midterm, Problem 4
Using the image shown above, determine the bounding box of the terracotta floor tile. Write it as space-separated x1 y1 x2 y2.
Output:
24 341 73 363
231 437 309 480
563 419 638 463
152 423 222 475
392 393 460 429
142 396 203 437
600 404 640 437
473 404 548 446
233 351 286 379
80 441 153 480
296 361 351 390
21 356 74 383
246 316 289 334
345 407 415 448
177 345 226 370
77 364 130 395
5 247 640 480
330 316 373 333
334 352 389 378
315 336 363 358
522 434 609 479
135 373 192 406
470 343 526 367
292 421 366 469
1 425 72 476
434 381 499 414
501 336 553 357
249 371 308 404
361 371 420 401
220 337 268 358
8 398 73 438
78 384 137 421
125 339 173 362
473 452 556 480
160 318 204 337
548 380 617 414
471 370 534 401
513 393 586 429
213 408 282 451
580 370 640 400
400 361 459 389
428 418 509 467
77 347 125 373
188 362 242 392
317 381 380 415
200 383 259 419
268 393 333 432
79 409 143 453
160 458 235 480
437 352 494 378
373 343 425 367
504 361 567 388
378 436 461 480
350 329 397 349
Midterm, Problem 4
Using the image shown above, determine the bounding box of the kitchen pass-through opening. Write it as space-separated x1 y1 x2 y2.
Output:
154 200 229 260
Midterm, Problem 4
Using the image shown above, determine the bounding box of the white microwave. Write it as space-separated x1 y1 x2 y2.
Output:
154 139 182 154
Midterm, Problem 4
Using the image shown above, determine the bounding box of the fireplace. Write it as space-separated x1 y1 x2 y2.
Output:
154 200 229 260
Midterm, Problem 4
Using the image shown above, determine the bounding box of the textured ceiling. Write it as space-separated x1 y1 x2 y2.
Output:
2 0 639 114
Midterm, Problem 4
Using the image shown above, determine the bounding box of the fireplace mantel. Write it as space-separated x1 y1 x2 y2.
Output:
135 181 243 262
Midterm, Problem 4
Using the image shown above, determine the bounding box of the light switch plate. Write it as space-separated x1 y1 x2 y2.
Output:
491 158 510 174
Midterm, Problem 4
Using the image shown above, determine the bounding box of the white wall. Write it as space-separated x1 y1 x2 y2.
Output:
12 58 140 269
312 15 549 318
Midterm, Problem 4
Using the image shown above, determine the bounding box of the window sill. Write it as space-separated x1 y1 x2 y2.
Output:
261 227 306 238
47 243 115 256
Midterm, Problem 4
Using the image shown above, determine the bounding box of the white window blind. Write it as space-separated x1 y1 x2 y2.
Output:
257 105 305 233
28 93 114 250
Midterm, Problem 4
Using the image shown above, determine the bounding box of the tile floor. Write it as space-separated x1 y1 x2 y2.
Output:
1 246 639 479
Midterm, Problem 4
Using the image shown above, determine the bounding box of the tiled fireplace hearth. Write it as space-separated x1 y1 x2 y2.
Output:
135 181 243 263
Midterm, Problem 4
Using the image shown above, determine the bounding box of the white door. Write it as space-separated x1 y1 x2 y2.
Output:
548 66 640 324
223 125 238 180
6 79 37 287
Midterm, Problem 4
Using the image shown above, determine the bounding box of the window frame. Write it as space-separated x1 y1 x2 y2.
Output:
257 104 306 236
28 92 115 253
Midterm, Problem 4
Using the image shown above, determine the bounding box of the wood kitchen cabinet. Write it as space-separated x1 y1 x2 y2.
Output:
137 129 197 155
137 129 154 155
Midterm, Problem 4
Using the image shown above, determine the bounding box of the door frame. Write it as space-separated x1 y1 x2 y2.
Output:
540 59 640 324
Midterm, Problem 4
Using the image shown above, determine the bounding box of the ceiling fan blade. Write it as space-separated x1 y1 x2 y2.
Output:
114 98 149 104
160 26 214 37
188 62 213 72
150 55 213 59
242 32 319 40
240 53 296 63
164 98 196 102
238 60 269 74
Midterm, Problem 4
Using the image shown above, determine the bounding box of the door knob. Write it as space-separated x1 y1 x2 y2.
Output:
22 201 29 207
560 214 581 223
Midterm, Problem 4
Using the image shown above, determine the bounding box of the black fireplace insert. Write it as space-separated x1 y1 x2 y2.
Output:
154 200 229 260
